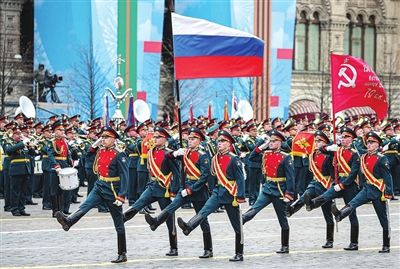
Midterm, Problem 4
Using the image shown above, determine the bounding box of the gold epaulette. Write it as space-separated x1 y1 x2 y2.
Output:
281 151 289 156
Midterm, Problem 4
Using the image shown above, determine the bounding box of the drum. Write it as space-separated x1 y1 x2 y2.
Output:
58 167 79 190
34 160 43 174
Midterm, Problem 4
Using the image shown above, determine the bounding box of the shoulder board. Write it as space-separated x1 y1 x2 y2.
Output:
197 149 205 155
377 152 384 157
228 152 237 157
280 151 289 156
350 148 357 153
113 147 124 153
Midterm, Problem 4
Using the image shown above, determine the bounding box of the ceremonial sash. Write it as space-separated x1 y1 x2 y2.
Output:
309 153 331 189
212 154 238 203
183 150 201 179
360 154 385 192
148 149 172 197
337 147 351 176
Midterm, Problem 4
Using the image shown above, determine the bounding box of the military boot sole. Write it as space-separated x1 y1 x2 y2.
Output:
55 211 70 231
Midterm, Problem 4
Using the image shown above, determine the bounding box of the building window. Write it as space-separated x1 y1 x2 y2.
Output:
294 11 321 71
344 14 376 68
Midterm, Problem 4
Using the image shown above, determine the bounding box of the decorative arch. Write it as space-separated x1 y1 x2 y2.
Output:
289 99 324 121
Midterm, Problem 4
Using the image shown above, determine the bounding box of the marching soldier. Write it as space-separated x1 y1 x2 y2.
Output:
381 122 399 199
242 130 294 253
124 125 140 205
48 120 73 217
144 127 213 258
39 124 53 210
245 123 263 205
56 127 129 262
284 120 309 198
304 127 362 250
134 122 156 212
4 126 35 216
2 122 17 212
287 131 336 248
176 130 246 262
123 126 181 256
332 132 393 253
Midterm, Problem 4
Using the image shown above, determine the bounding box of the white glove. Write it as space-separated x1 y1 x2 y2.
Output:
34 156 41 161
68 140 75 146
55 167 62 174
92 138 102 148
170 196 175 202
242 134 249 141
334 184 341 192
258 142 269 150
382 144 389 152
113 200 123 206
240 152 246 158
72 161 79 168
326 144 338 152
181 189 188 197
173 148 185 157
23 138 31 145
282 197 290 203
260 134 268 141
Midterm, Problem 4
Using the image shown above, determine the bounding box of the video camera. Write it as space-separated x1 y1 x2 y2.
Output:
44 70 63 88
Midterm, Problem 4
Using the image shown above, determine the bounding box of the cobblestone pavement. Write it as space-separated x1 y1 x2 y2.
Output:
1 188 399 269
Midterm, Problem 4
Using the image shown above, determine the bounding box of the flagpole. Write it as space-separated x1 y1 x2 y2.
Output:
171 9 186 189
329 50 339 186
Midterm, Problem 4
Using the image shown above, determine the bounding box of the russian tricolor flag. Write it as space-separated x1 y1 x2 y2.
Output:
172 13 264 80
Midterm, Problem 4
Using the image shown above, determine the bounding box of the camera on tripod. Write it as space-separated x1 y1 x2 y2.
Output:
44 70 63 88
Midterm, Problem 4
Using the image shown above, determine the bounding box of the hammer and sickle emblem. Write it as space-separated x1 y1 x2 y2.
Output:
338 64 357 89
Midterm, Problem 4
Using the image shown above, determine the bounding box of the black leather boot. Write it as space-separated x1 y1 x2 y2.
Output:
199 231 213 258
322 224 334 248
50 195 59 218
229 233 243 261
111 233 127 263
242 208 257 224
145 210 171 231
331 203 354 222
165 231 178 256
286 199 304 217
123 207 138 223
177 214 204 236
344 225 359 251
276 228 289 253
379 230 390 253
56 208 85 231
305 194 325 211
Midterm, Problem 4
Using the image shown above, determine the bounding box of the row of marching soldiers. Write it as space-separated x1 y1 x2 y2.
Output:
1 111 398 263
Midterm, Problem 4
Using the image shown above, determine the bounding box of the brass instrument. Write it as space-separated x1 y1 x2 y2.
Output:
356 115 364 126
21 134 41 149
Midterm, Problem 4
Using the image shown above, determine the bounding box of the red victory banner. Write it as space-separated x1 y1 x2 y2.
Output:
330 54 388 119
292 132 315 157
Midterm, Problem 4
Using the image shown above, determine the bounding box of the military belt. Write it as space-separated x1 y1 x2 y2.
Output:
266 176 285 182
129 153 139 157
55 157 67 161
11 159 30 163
186 175 199 180
99 175 120 182
42 155 48 158
339 173 348 177
385 150 398 154
140 154 148 159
